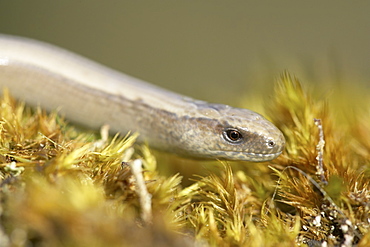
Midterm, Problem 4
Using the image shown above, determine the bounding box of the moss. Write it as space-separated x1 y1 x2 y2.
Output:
0 73 370 246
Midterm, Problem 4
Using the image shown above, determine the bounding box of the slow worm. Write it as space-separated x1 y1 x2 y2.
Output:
0 34 285 161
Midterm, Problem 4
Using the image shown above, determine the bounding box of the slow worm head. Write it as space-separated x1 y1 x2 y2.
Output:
188 103 285 161
0 34 285 161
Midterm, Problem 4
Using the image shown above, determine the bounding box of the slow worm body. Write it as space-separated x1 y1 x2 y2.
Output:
0 34 285 161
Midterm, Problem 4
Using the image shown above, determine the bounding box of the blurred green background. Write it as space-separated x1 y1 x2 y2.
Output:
0 1 369 105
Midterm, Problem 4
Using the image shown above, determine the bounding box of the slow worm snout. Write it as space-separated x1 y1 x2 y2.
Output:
0 34 285 161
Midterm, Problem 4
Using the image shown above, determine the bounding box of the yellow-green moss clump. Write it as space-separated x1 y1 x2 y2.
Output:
0 73 370 246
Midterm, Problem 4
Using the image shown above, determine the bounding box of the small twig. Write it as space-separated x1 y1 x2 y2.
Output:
38 132 65 149
129 159 152 225
314 119 327 184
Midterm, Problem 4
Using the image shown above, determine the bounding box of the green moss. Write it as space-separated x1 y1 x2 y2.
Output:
0 73 370 246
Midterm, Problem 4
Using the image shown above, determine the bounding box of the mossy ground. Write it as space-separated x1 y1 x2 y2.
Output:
0 73 369 246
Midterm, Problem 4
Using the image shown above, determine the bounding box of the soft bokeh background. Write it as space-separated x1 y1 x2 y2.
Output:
1 1 369 106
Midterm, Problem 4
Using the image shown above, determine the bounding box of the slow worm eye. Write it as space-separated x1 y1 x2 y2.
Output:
267 140 275 148
223 128 243 143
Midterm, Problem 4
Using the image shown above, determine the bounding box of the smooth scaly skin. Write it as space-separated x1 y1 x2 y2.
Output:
0 34 285 161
